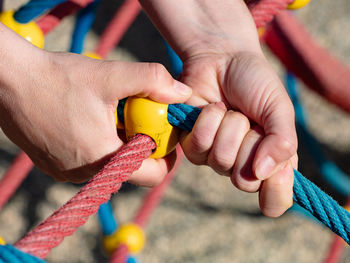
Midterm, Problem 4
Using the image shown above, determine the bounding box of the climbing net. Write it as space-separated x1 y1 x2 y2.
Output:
0 0 349 262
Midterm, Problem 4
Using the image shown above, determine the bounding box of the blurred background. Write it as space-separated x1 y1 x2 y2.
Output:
0 0 350 262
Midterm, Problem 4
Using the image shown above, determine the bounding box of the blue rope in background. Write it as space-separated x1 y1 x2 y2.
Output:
286 73 350 196
163 41 183 78
69 0 100 54
98 201 118 236
13 0 67 24
0 245 45 263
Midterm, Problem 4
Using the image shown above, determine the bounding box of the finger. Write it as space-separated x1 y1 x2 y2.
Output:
253 98 297 180
207 110 250 175
252 84 297 180
222 53 297 181
128 150 177 187
291 154 298 170
96 61 192 105
180 102 226 165
231 126 264 193
259 162 294 217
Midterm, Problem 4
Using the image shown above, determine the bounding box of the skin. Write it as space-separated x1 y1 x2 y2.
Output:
0 23 192 184
140 0 298 217
0 0 298 217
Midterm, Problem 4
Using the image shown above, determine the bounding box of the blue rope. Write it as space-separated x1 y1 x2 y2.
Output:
286 73 350 196
166 102 350 244
0 245 45 263
13 0 67 24
98 201 118 236
163 41 183 78
167 103 201 132
293 169 350 243
69 0 100 54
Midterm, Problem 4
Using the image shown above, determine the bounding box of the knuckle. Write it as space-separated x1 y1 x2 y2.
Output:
203 103 226 117
208 152 233 174
189 128 213 154
147 63 169 83
227 111 250 130
230 173 260 193
278 136 298 158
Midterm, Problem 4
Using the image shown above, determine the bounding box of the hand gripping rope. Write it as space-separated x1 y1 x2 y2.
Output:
11 99 350 259
1 0 349 261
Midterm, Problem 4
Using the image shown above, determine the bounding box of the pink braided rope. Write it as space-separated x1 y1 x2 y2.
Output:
0 151 33 210
14 134 156 259
109 146 183 263
133 146 183 228
249 0 293 28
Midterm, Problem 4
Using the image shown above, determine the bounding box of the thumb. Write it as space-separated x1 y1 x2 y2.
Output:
253 87 298 180
96 61 192 104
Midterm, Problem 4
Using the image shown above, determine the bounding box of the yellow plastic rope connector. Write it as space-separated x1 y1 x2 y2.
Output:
0 236 5 245
103 223 145 254
124 97 179 158
0 10 44 48
287 0 310 10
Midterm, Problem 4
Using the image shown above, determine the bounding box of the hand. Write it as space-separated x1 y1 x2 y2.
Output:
180 51 298 217
0 46 191 184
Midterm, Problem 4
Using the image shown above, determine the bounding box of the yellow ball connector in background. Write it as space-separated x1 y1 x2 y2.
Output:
0 10 44 49
0 236 5 245
103 223 145 255
287 0 311 10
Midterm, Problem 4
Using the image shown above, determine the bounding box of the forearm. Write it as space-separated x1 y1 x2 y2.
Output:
139 0 260 59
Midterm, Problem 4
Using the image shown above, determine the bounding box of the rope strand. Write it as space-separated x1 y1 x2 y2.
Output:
15 134 155 259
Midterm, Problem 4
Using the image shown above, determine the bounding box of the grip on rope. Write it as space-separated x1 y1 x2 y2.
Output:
287 0 310 10
0 10 44 48
124 97 179 159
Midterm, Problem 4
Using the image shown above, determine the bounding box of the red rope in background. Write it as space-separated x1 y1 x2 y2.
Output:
95 0 141 58
37 0 93 35
15 134 155 259
109 146 184 263
249 0 293 28
264 12 350 113
2 0 335 260
0 152 33 211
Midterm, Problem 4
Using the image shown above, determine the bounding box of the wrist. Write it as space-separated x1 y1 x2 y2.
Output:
140 0 261 60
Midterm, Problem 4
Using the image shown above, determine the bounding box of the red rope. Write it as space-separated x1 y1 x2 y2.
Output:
109 146 184 263
37 0 93 35
0 152 33 210
95 0 141 58
110 244 129 263
133 145 183 228
265 12 350 112
249 0 293 28
14 134 156 259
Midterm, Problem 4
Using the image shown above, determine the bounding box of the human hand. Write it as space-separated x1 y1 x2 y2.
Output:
0 41 191 184
179 50 298 217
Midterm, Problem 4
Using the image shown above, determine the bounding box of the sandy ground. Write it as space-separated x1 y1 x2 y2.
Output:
1 0 350 262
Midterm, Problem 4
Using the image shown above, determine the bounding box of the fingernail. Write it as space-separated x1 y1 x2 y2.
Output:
174 81 192 96
256 155 276 180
